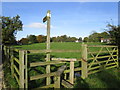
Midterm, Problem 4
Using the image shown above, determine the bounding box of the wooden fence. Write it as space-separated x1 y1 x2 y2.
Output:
3 46 28 88
3 44 119 88
81 44 119 78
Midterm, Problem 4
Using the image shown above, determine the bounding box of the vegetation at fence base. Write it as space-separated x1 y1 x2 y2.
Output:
74 68 120 88
3 61 19 88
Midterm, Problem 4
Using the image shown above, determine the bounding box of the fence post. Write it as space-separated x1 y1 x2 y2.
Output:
81 44 88 79
69 61 74 84
25 51 28 88
19 50 25 88
54 76 60 88
10 48 14 77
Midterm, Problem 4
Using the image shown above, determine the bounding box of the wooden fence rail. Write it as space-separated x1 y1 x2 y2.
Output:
3 44 119 89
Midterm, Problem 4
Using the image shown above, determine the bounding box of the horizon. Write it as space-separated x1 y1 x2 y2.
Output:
2 2 118 40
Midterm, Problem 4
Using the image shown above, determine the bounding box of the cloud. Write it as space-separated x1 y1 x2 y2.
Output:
24 22 54 29
24 22 46 29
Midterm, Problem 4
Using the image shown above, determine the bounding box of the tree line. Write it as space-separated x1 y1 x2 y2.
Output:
83 31 110 42
19 35 83 45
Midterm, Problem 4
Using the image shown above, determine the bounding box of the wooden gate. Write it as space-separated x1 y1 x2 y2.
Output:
87 45 119 75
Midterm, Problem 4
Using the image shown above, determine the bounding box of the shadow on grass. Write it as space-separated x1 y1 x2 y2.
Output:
74 75 89 89
95 68 120 88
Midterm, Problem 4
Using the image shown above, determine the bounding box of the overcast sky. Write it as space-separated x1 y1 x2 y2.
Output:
2 2 118 40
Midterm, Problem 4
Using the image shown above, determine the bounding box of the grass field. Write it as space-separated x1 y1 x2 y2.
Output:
14 42 106 59
4 42 120 88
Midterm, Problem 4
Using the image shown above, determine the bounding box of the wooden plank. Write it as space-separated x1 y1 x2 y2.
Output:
51 58 77 62
54 65 66 88
19 50 25 88
88 55 117 60
61 80 73 88
54 76 60 88
25 51 28 88
81 44 88 79
64 73 67 79
88 69 101 75
106 65 117 69
14 57 20 64
69 61 74 84
28 49 48 53
46 53 51 85
64 67 82 73
30 61 66 67
14 73 20 86
55 65 67 76
28 49 81 53
116 47 119 67
88 65 100 71
106 62 117 66
88 59 117 66
10 50 14 77
88 50 117 54
87 45 118 47
30 72 56 81
13 65 20 75
51 49 81 53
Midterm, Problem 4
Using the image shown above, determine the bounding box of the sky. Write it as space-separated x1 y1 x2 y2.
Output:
2 2 118 40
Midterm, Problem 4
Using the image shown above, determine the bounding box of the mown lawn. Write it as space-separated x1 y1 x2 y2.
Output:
4 42 120 88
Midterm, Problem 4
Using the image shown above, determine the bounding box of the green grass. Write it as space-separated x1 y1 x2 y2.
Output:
4 42 120 88
74 68 120 88
14 42 106 59
14 42 106 50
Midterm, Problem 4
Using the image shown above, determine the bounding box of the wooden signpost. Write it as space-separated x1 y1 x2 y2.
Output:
43 10 51 85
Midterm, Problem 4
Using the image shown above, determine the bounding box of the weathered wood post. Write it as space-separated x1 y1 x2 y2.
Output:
10 48 14 77
46 10 51 85
81 44 88 79
116 46 119 67
54 65 66 88
43 10 51 85
25 51 28 88
69 61 74 84
19 50 25 88
54 76 60 88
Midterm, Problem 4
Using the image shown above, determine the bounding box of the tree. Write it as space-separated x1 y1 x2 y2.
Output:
36 35 43 43
28 35 38 44
2 15 23 45
83 37 89 42
78 37 82 42
19 38 29 45
106 24 120 45
106 24 120 57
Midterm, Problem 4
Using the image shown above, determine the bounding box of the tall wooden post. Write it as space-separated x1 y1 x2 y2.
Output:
19 50 25 88
81 44 88 79
46 10 51 85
